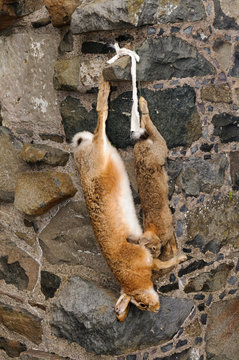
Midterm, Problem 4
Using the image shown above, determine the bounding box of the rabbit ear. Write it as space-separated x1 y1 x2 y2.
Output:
115 293 131 322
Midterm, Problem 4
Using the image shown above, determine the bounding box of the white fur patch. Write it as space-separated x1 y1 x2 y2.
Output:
110 147 142 237
72 131 93 148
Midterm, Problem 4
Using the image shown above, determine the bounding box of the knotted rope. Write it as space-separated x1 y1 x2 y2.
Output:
107 43 144 138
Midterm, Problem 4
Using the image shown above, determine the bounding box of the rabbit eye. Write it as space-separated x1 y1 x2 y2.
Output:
139 302 147 308
152 246 156 251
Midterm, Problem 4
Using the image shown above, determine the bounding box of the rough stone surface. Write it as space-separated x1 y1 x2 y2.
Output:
109 87 201 148
229 45 239 77
230 152 239 189
213 0 239 30
38 201 113 278
58 31 73 54
0 32 61 134
177 155 228 196
19 143 69 166
43 0 80 27
184 263 234 293
0 127 28 202
104 37 215 81
206 297 239 360
71 0 206 34
0 337 27 358
212 113 239 143
53 58 80 91
0 236 39 291
52 277 194 355
61 87 201 148
20 350 67 360
201 84 232 103
212 40 232 71
0 303 42 344
186 197 239 251
60 96 97 143
41 271 61 300
14 171 77 216
0 0 43 30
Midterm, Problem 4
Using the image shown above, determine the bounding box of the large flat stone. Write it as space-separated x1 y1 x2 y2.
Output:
38 201 113 278
51 277 194 355
71 0 205 34
62 86 201 148
0 127 28 202
0 31 62 135
206 297 239 360
201 84 232 103
177 155 228 196
0 303 42 344
104 37 215 81
184 263 234 293
186 197 239 251
19 143 69 166
14 171 77 215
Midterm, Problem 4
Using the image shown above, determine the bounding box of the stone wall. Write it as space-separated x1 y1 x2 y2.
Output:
0 0 239 359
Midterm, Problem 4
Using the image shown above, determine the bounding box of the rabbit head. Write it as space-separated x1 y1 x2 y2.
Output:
115 287 159 321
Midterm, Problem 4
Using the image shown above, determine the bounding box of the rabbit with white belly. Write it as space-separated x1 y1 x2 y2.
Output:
73 77 167 321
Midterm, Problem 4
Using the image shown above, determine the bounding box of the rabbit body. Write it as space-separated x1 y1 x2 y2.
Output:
73 80 160 320
134 97 179 259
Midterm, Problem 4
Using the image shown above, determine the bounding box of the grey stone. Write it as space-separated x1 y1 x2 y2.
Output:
107 87 201 149
186 197 239 251
71 0 133 34
104 37 215 81
14 171 77 216
71 0 205 34
0 127 28 203
212 113 239 143
60 96 97 143
184 263 234 293
206 297 239 360
213 0 239 30
178 155 228 196
19 143 69 166
38 201 114 281
52 277 194 355
58 31 73 54
0 32 62 135
53 57 80 91
61 86 201 149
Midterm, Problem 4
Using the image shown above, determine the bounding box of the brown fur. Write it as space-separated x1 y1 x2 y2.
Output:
73 78 160 321
134 97 186 262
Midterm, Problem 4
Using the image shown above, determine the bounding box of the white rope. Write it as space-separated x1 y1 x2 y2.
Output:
107 43 144 138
